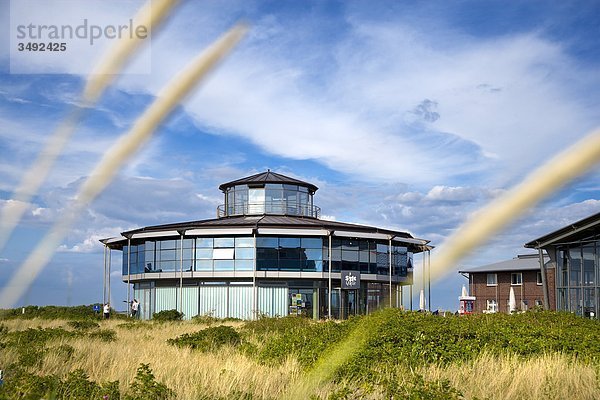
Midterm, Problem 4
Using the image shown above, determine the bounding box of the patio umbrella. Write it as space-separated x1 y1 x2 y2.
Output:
419 289 426 311
509 286 517 313
461 284 469 298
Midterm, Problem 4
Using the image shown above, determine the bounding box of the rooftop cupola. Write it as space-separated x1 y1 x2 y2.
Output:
217 170 320 218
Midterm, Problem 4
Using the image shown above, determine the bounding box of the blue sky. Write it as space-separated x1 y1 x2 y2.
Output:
0 0 599 311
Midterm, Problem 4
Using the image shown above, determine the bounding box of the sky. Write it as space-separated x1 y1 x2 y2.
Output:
0 0 599 311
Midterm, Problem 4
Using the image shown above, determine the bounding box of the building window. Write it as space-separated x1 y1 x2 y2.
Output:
487 273 497 286
511 272 522 285
486 299 497 313
535 299 543 307
536 271 543 285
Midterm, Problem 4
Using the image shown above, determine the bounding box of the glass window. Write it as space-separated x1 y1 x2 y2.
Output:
341 250 359 262
196 237 213 248
486 299 497 313
159 260 176 271
256 247 278 259
160 240 178 250
159 249 177 261
537 271 543 285
182 239 194 248
583 245 595 286
196 260 212 271
511 272 522 285
214 237 234 248
301 237 323 249
569 247 582 286
487 273 497 286
535 299 543 307
214 260 234 270
256 259 278 270
279 237 301 248
235 237 254 247
279 248 301 260
213 248 234 259
304 260 323 271
235 260 254 271
235 247 255 259
342 239 359 251
280 259 301 270
144 241 155 251
304 248 323 261
256 237 278 247
196 248 212 259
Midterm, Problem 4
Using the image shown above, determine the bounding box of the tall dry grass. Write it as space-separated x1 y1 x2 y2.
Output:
421 351 600 400
1 318 300 399
2 318 600 399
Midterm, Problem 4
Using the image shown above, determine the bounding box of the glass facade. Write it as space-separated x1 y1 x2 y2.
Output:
221 184 318 217
123 236 411 278
555 240 599 318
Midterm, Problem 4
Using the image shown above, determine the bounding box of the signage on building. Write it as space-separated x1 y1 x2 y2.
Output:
341 270 360 289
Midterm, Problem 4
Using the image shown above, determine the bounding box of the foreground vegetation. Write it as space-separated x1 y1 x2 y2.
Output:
0 307 599 399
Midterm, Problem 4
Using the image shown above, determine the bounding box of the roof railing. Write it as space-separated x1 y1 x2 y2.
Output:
217 201 321 219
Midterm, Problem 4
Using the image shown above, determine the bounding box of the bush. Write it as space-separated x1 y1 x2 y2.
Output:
168 325 241 352
87 329 117 342
0 304 116 320
124 363 174 400
152 309 183 322
68 320 100 331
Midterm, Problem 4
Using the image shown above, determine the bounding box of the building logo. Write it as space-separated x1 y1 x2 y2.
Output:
341 271 360 289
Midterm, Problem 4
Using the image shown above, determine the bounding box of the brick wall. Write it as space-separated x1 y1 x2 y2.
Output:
469 268 556 313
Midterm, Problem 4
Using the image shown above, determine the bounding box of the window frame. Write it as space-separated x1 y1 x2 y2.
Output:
511 272 523 286
536 271 543 285
486 273 498 286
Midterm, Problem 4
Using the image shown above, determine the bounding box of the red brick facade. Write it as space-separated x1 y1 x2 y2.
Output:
469 268 555 313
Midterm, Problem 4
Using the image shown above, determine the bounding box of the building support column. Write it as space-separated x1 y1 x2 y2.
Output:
108 247 111 306
409 284 413 311
179 232 184 315
252 231 257 320
127 237 131 317
102 244 107 305
538 247 550 310
388 236 393 308
328 232 332 319
427 249 431 312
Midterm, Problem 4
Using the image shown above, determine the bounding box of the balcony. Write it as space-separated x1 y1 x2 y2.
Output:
217 201 321 218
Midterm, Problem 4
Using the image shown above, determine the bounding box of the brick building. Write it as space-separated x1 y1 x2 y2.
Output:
458 254 554 313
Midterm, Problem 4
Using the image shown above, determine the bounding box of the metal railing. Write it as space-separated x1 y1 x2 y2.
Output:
217 201 321 218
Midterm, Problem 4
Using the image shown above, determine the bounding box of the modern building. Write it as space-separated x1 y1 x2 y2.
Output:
100 171 431 320
458 254 553 314
525 211 600 318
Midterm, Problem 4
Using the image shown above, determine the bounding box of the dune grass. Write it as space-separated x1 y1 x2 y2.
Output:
1 312 599 399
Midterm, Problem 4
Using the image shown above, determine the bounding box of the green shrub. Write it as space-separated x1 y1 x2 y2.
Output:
87 328 117 342
152 309 183 322
0 304 116 320
168 325 241 352
241 315 313 335
68 320 100 331
124 363 174 400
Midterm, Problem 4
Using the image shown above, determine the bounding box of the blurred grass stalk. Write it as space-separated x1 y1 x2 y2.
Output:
0 23 247 309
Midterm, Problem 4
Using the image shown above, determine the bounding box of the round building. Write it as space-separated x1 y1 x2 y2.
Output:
101 171 431 320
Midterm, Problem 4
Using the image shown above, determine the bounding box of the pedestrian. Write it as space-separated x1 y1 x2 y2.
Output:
131 299 139 318
103 303 110 319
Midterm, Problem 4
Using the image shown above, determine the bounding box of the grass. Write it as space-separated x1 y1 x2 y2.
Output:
1 311 599 399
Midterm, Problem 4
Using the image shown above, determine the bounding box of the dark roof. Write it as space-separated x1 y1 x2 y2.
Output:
525 211 600 248
123 214 411 237
458 254 549 274
117 215 428 251
218 171 318 193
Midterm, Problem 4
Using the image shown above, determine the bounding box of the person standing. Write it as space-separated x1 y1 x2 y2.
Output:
103 303 110 319
131 299 139 318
